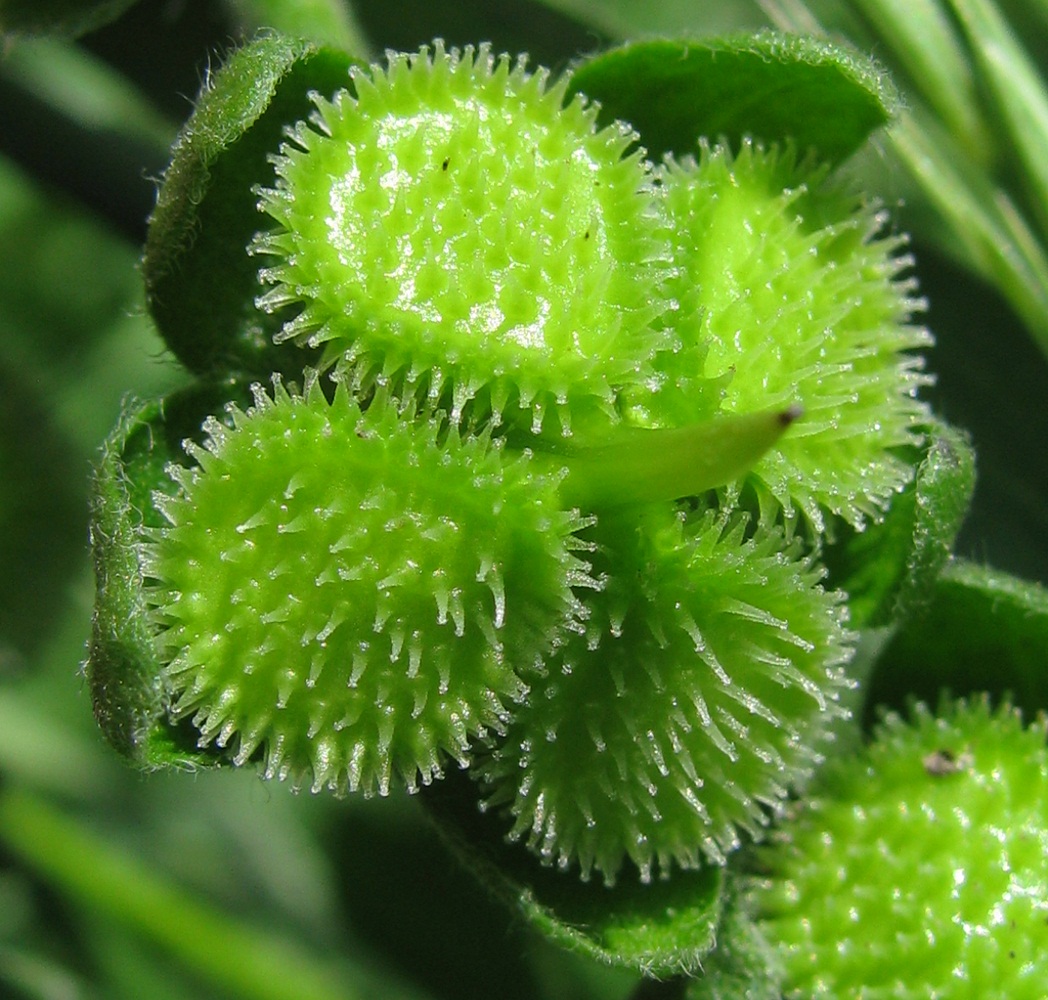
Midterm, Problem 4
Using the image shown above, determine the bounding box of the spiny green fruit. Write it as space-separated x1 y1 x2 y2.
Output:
643 139 932 531
143 372 594 796
755 697 1048 999
475 502 853 885
255 41 670 435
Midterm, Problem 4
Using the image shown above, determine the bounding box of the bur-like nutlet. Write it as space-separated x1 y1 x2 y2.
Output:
143 373 594 796
645 139 932 531
475 502 853 885
755 696 1048 999
254 41 671 436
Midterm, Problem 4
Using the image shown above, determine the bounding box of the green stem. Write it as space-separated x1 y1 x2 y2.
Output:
0 787 427 1000
550 406 801 510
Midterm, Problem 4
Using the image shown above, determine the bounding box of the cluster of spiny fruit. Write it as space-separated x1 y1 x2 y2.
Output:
142 41 930 886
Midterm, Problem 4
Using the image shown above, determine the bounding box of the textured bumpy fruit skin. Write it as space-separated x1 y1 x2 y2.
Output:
143 373 594 795
645 139 932 531
255 41 670 435
475 502 853 885
756 697 1048 999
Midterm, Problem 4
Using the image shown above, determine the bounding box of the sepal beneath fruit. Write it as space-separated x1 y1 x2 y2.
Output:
142 32 361 379
823 418 975 629
86 382 255 769
421 768 725 978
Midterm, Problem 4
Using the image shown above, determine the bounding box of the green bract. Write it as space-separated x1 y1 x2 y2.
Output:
755 697 1048 998
255 41 670 434
476 503 853 885
143 373 593 795
645 139 932 530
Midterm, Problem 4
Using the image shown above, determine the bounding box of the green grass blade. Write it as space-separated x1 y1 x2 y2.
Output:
761 0 1048 362
947 0 1048 240
0 789 430 1000
848 0 991 159
890 107 1048 358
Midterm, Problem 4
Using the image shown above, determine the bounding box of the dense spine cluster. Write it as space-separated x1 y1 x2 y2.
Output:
255 41 670 436
141 42 934 881
145 373 592 795
755 698 1048 998
645 139 932 530
476 504 852 884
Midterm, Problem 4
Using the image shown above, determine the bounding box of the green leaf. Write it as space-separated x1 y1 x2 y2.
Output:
566 33 897 163
865 559 1048 721
421 770 724 978
142 33 358 380
86 381 254 769
824 419 976 629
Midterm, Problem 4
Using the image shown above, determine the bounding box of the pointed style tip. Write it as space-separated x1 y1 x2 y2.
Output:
779 404 804 428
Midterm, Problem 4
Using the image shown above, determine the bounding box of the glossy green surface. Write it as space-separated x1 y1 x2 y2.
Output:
256 41 669 435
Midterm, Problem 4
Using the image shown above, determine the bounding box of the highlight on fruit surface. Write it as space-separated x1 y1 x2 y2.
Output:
474 502 854 885
254 41 671 436
644 138 932 531
755 696 1048 998
142 371 595 796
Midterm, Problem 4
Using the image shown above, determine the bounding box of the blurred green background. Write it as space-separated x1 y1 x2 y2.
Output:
0 2 1046 998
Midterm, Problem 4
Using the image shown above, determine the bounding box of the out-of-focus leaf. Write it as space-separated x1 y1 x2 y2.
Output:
223 0 370 56
0 788 430 1000
0 157 178 454
422 770 724 978
0 0 138 37
566 33 896 163
865 559 1048 721
825 420 976 629
0 943 89 1000
0 36 175 151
